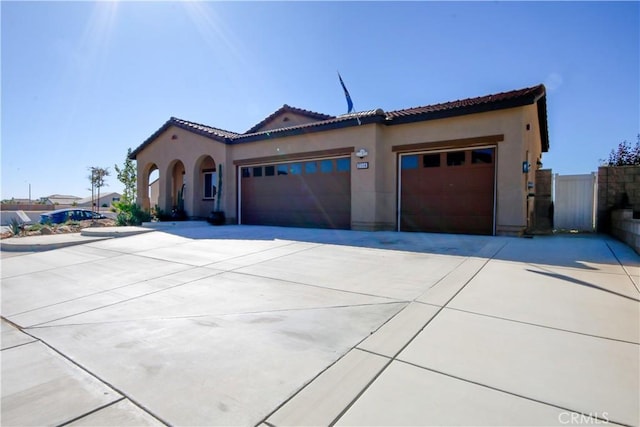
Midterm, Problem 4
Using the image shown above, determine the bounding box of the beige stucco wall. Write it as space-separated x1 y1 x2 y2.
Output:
230 123 379 228
135 126 229 218
523 103 545 231
378 106 542 234
149 179 159 208
136 104 545 234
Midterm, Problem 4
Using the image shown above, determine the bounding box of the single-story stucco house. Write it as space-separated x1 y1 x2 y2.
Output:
77 192 123 209
130 84 549 236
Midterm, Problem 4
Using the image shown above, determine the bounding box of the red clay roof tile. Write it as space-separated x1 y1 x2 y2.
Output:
130 84 548 159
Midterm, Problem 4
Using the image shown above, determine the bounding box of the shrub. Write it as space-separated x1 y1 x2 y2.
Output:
115 202 151 226
26 223 45 232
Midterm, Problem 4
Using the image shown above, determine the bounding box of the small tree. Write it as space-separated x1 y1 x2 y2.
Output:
113 148 151 226
605 134 640 166
88 166 110 214
114 148 136 205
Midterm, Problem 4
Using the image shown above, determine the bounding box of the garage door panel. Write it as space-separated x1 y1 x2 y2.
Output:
240 158 351 229
400 197 428 214
400 148 495 235
437 195 492 216
402 214 492 235
400 214 447 232
445 215 493 234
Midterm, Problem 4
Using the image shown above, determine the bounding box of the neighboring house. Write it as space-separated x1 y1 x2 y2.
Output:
36 197 55 205
45 194 82 206
77 192 122 209
130 84 549 236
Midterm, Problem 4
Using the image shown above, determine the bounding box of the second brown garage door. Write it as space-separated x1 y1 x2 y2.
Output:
399 148 495 235
240 157 351 229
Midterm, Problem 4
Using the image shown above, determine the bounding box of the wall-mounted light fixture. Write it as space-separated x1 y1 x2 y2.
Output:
355 148 368 159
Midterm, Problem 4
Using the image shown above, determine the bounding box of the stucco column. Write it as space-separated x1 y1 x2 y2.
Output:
183 158 196 219
137 164 150 211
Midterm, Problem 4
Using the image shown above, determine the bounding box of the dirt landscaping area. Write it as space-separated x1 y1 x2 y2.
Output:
1 218 117 239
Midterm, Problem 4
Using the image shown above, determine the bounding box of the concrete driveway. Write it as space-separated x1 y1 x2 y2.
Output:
1 224 638 426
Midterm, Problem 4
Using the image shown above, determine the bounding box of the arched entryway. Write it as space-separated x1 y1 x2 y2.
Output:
192 155 218 218
140 163 159 211
165 160 186 214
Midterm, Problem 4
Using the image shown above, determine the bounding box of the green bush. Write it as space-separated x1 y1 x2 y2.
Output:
26 223 45 232
115 202 151 226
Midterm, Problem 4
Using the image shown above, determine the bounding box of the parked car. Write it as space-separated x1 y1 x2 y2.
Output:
40 209 106 224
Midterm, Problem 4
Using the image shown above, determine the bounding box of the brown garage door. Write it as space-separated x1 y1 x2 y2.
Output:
400 148 495 235
240 157 351 229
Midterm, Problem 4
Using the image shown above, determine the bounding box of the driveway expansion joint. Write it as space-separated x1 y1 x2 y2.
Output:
397 361 629 427
4 321 172 427
440 306 640 345
3 228 637 426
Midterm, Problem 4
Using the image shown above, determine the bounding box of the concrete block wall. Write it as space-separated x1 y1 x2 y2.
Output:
597 165 640 232
611 209 640 255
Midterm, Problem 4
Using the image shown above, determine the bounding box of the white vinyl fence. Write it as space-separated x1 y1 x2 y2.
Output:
554 173 597 231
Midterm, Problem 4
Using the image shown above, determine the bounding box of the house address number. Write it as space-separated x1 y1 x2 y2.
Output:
356 162 369 169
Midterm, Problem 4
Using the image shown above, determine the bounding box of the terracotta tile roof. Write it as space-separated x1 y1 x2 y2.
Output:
130 84 548 159
386 85 546 120
384 84 548 151
245 104 335 134
171 117 240 140
130 117 240 159
233 109 386 143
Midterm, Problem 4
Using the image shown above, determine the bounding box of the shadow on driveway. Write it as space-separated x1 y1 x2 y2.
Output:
146 223 639 272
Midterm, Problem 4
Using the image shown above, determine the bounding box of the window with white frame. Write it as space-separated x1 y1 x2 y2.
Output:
203 170 217 199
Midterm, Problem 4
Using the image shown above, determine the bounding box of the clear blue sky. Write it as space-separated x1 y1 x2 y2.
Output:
2 1 638 200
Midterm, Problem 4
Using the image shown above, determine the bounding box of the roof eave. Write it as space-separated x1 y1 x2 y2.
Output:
245 105 336 134
387 96 538 127
537 94 550 153
129 118 230 160
233 114 385 144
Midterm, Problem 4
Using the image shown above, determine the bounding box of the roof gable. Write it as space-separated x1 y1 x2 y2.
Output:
129 117 239 159
245 105 335 134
